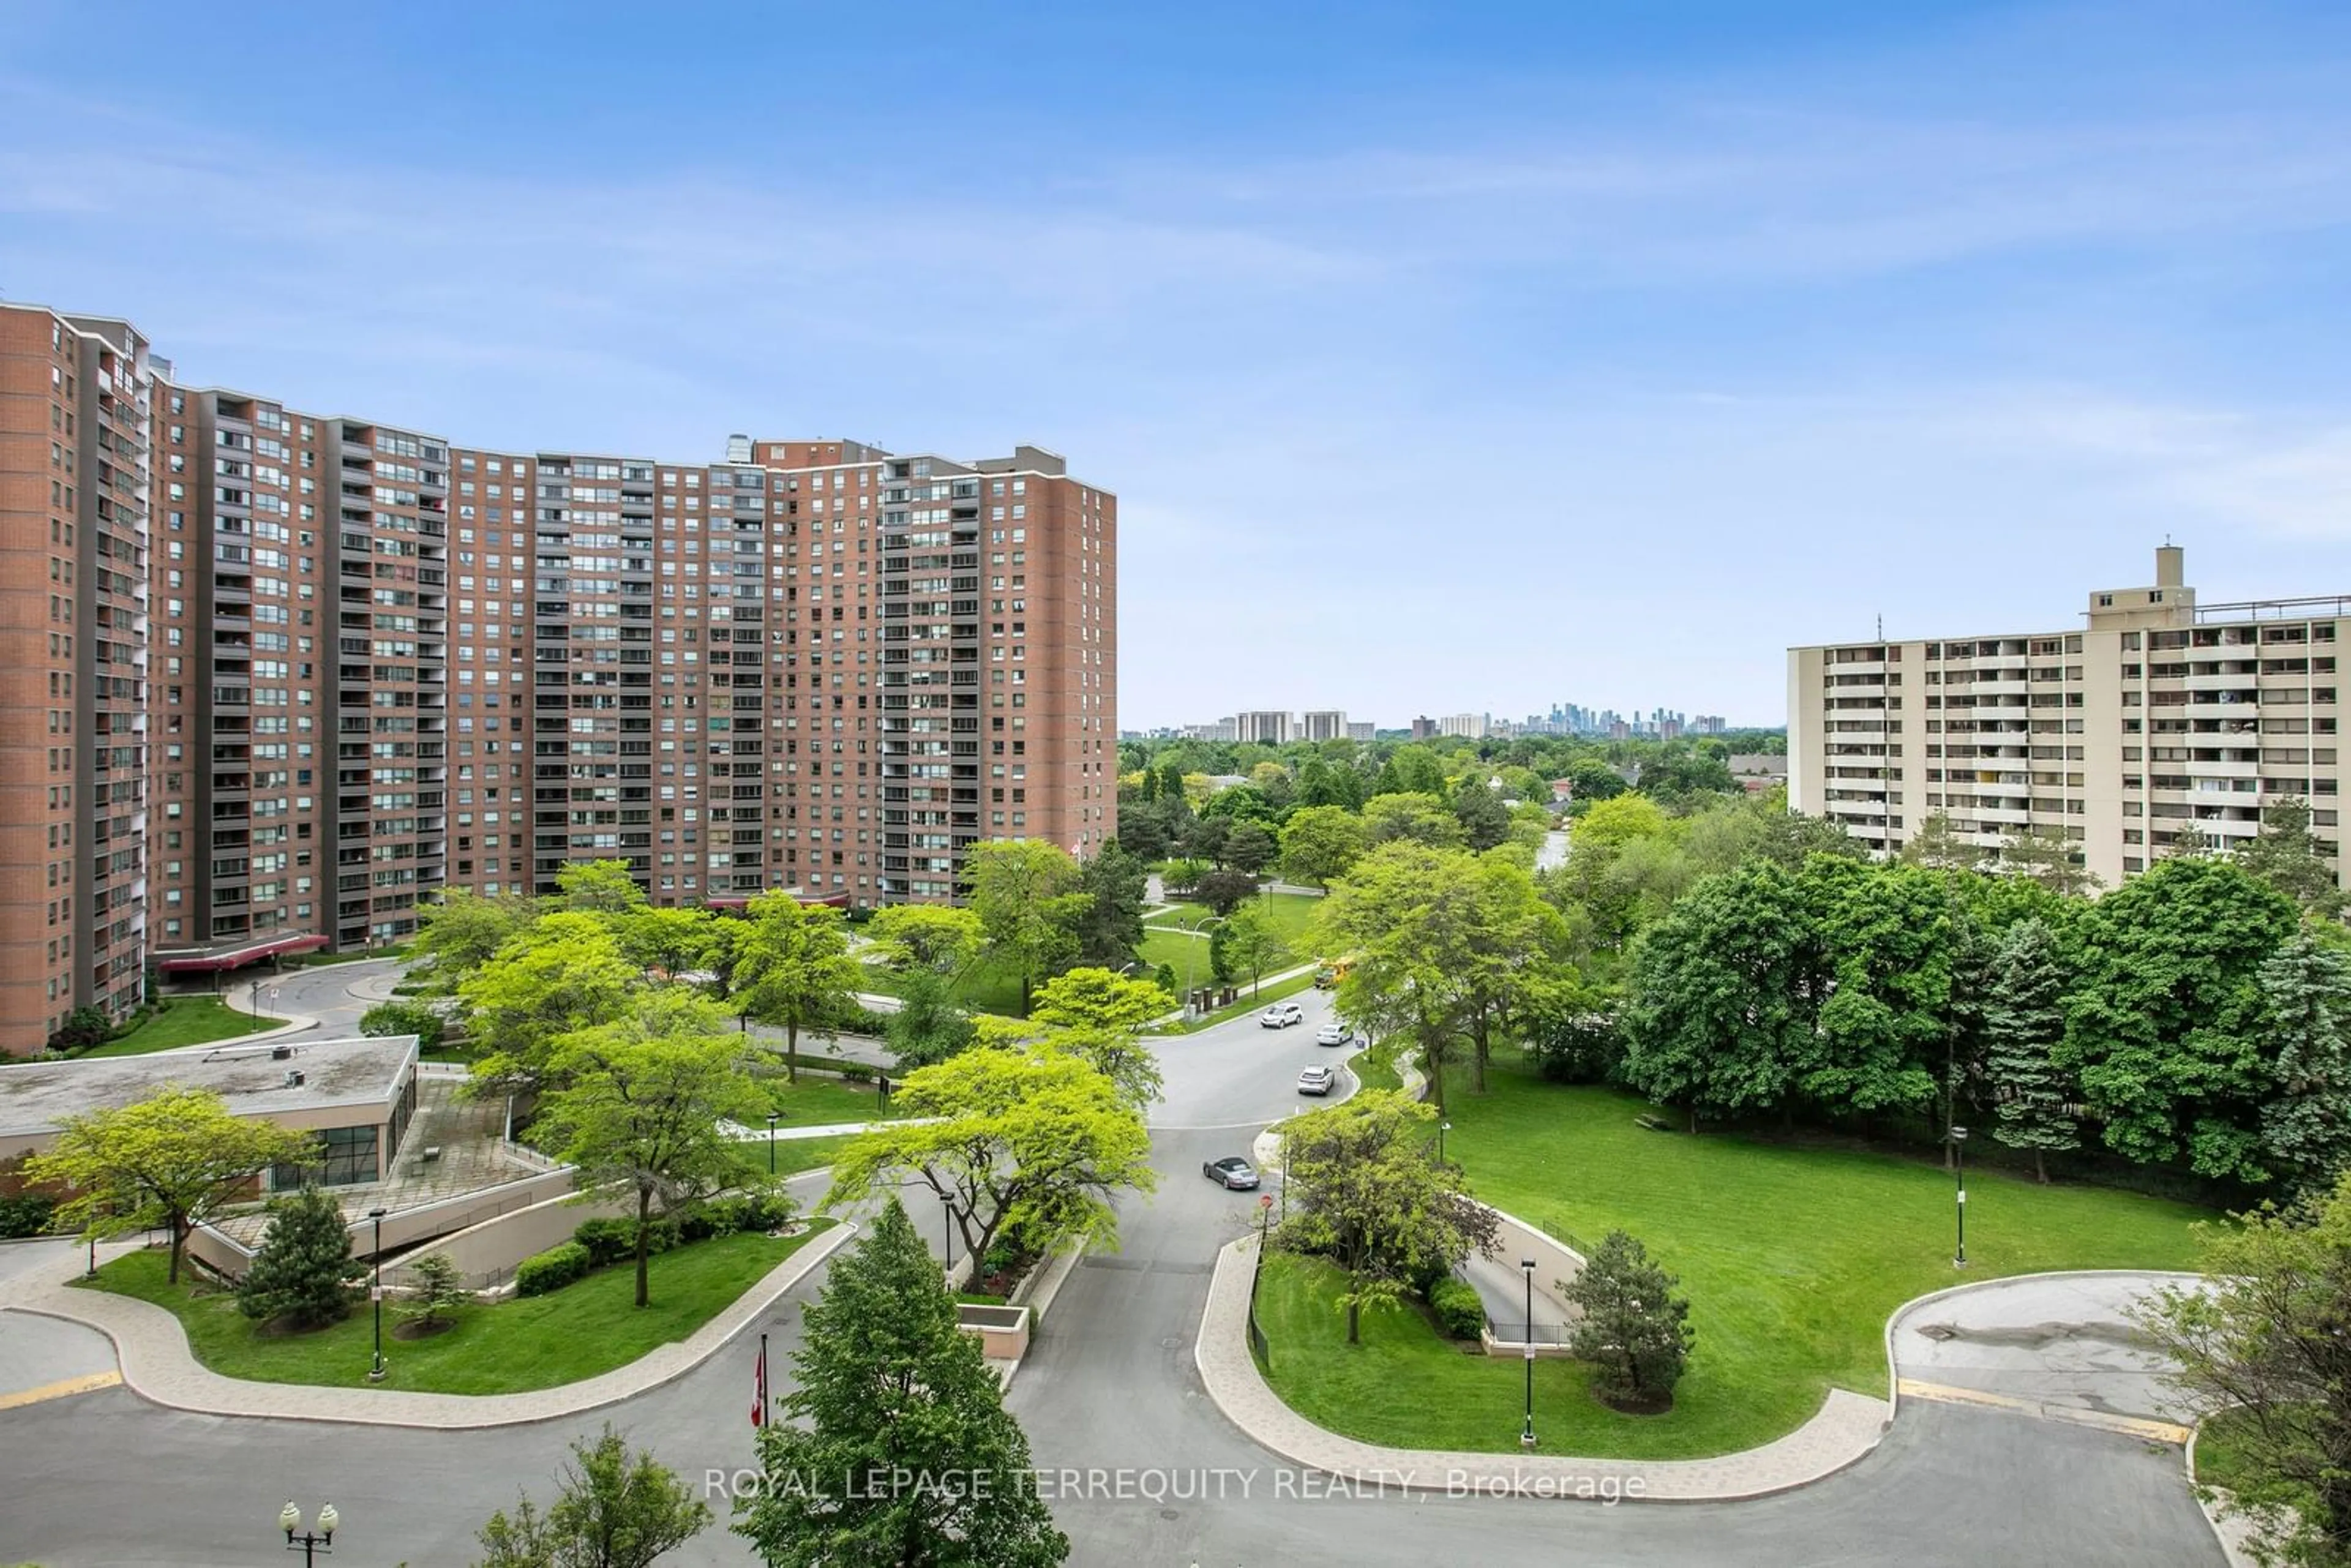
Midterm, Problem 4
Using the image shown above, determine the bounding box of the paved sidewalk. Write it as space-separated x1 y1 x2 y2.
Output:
1196 1232 1893 1501
0 1222 855 1429
722 1117 937 1142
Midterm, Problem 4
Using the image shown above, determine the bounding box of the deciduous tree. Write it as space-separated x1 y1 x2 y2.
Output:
411 889 534 992
1360 792 1466 850
2240 797 2347 918
864 904 984 975
1279 805 1367 889
537 1005 767 1307
459 912 637 1097
1277 1089 1499 1343
733 891 861 1082
615 904 716 982
477 1424 710 1568
1216 901 1291 998
734 1200 1068 1568
2132 1175 2351 1565
2060 856 2300 1180
966 840 1090 1015
548 858 649 918
25 1085 320 1284
824 1046 1155 1267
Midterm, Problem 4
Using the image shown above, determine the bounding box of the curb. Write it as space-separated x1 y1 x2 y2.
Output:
2184 1425 2265 1568
1192 1232 1892 1502
7 1220 857 1430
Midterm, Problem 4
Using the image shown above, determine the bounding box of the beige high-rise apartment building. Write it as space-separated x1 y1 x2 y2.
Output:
0 299 1116 1057
1788 546 2344 890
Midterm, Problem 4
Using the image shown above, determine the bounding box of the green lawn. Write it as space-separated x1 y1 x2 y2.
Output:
759 1076 908 1128
1260 1049 2210 1458
859 960 1027 1018
731 1133 860 1184
83 1224 828 1394
82 997 266 1057
1144 891 1323 945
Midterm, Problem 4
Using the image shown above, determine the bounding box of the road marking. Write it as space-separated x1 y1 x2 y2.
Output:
1895 1377 2191 1444
0 1370 122 1411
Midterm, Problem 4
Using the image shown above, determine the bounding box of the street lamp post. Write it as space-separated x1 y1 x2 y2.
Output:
1520 1258 1538 1449
1438 1120 1452 1165
940 1191 956 1275
366 1207 388 1382
278 1502 339 1565
765 1112 781 1176
1950 1126 1969 1268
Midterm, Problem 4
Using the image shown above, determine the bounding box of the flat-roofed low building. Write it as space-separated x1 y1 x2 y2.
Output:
0 1033 419 1187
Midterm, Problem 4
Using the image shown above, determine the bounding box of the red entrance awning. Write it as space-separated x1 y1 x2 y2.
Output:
154 932 331 974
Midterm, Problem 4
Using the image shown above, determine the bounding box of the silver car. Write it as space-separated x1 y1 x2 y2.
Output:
1203 1156 1260 1190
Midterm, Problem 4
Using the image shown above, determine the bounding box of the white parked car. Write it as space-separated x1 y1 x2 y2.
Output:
1258 1000 1305 1029
1314 1021 1354 1048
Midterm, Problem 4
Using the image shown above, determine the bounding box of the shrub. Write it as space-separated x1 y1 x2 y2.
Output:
0 1193 56 1239
238 1187 361 1329
835 1062 876 1085
573 1217 637 1269
516 1240 591 1297
737 1188 798 1234
359 999 445 1053
46 1005 113 1054
1428 1276 1486 1340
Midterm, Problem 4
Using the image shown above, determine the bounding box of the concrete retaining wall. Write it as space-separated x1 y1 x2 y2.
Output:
384 1188 634 1291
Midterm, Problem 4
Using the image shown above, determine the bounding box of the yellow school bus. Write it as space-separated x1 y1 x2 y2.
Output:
1313 956 1356 990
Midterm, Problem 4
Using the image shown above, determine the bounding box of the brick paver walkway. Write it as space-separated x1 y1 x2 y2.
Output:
1196 1232 1893 1501
0 1223 853 1428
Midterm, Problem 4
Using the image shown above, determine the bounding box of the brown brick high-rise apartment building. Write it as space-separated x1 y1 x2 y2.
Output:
0 300 1116 1059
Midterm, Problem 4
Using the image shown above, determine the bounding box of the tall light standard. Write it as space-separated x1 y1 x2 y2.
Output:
1949 1126 1969 1268
1520 1258 1538 1449
366 1207 388 1382
278 1501 338 1564
939 1191 956 1274
764 1112 781 1176
1438 1120 1452 1166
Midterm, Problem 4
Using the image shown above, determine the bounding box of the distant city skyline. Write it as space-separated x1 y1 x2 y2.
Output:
1136 701 1750 743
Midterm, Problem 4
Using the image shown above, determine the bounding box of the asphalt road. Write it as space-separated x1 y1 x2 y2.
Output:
0 987 2225 1567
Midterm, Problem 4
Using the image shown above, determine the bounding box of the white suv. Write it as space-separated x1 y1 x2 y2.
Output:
1258 1000 1304 1029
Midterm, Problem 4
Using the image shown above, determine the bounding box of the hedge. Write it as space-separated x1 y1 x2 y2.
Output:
1428 1275 1487 1340
514 1240 590 1297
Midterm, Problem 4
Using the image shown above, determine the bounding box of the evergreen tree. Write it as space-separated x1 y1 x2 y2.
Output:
734 1199 1068 1567
2262 934 2351 1194
403 1251 471 1333
1564 1229 1694 1411
1073 839 1148 969
1981 917 2078 1183
238 1186 362 1329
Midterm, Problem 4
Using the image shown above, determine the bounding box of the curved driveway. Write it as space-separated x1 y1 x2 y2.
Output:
0 986 2222 1566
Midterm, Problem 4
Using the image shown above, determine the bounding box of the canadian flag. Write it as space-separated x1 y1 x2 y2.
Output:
752 1334 768 1429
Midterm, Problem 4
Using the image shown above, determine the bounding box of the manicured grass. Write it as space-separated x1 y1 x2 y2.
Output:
1261 1048 2210 1458
859 961 1027 1018
731 1134 859 1184
81 997 266 1057
1348 1035 1403 1092
82 1224 828 1394
2194 1406 2261 1492
1146 891 1323 947
759 1076 909 1128
1259 1251 1741 1458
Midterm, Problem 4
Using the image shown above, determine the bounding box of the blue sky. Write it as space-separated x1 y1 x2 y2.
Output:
7 1 2350 729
